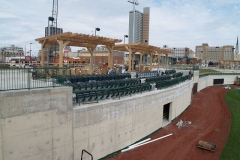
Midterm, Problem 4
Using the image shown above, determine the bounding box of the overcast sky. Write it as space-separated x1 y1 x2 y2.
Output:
0 0 239 56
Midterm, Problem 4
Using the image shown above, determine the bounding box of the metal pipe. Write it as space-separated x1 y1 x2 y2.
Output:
121 133 172 153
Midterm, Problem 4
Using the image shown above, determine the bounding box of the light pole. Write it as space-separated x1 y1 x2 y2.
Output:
94 27 100 69
127 0 139 43
124 35 128 44
30 43 32 63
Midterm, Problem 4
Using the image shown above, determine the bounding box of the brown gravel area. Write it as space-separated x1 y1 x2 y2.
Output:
107 86 232 160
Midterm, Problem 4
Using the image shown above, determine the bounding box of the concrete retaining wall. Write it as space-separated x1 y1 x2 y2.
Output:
0 87 73 160
0 79 193 160
72 81 193 159
197 75 236 92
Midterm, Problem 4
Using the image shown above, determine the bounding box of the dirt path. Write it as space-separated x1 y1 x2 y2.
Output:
107 86 232 160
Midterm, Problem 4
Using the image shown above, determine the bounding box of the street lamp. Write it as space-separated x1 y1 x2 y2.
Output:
127 0 139 43
124 35 128 44
30 43 32 62
94 27 100 69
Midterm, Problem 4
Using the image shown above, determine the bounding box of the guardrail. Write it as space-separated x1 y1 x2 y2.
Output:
0 67 70 91
199 72 240 78
169 65 199 71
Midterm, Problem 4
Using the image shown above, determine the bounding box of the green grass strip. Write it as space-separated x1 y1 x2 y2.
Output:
220 89 240 160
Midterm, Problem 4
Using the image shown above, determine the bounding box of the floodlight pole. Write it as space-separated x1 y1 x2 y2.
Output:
30 43 32 62
94 28 100 69
124 35 128 44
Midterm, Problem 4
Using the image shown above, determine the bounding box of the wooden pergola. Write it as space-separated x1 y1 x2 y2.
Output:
35 32 122 73
105 43 173 71
218 60 240 69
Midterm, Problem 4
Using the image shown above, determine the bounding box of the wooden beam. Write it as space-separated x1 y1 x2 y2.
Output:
128 48 132 72
106 45 114 68
150 52 153 70
57 40 70 68
86 45 97 74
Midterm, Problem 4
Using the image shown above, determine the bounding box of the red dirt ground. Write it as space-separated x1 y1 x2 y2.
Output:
107 86 232 160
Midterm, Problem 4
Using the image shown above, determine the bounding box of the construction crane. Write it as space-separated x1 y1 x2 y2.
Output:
45 0 60 65
47 0 58 36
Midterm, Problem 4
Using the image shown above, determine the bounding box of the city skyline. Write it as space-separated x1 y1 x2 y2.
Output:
0 0 239 56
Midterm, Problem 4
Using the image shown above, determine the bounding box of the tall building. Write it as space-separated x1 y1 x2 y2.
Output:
128 7 150 44
235 36 239 60
195 43 234 62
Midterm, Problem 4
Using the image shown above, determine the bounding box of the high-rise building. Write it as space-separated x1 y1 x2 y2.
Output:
235 36 239 60
196 43 234 62
128 7 150 44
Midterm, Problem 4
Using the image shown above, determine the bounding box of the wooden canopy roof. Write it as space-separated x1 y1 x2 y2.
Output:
35 32 122 48
107 43 173 55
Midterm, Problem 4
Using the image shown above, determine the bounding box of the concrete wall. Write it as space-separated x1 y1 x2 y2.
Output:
73 81 193 159
0 80 193 160
0 87 73 160
197 75 236 92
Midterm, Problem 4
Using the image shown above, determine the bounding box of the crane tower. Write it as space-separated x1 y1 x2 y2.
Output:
44 0 63 64
51 0 58 35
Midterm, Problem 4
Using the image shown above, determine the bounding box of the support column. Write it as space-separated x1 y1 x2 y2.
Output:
128 49 132 72
41 44 45 66
106 45 114 69
57 40 70 68
87 46 97 74
166 54 169 69
131 53 135 71
150 53 153 71
158 53 161 69
40 40 49 67
140 53 143 66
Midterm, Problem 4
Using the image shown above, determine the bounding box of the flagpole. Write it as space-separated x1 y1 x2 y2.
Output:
25 45 26 57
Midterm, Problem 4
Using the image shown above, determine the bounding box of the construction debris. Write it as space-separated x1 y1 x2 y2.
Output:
176 119 192 129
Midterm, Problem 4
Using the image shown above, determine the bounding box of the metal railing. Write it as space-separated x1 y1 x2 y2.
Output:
168 64 199 71
0 67 71 91
199 72 240 78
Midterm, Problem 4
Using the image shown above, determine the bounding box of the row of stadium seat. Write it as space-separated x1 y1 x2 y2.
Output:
56 73 131 84
145 75 171 83
73 83 152 105
172 72 183 78
136 71 158 78
156 75 189 89
165 69 176 75
72 78 141 91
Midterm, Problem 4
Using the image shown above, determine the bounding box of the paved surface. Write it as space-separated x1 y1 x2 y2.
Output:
107 85 232 160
